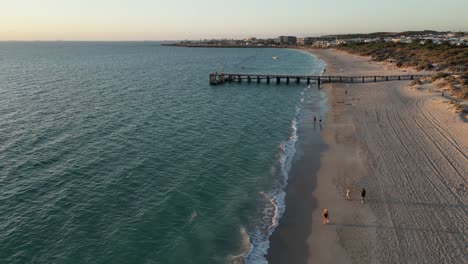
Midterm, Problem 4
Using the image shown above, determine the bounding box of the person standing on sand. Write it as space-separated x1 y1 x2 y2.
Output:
319 116 322 123
345 186 351 200
322 209 329 224
314 116 317 123
345 90 348 95
361 188 366 203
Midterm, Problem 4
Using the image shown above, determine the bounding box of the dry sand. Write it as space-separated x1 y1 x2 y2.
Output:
304 49 467 264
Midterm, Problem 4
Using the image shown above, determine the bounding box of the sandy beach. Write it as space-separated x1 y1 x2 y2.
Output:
268 49 467 264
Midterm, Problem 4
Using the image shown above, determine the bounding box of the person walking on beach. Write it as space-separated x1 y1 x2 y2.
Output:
319 116 322 123
361 188 366 203
314 116 317 123
345 186 351 200
345 90 348 95
322 209 329 224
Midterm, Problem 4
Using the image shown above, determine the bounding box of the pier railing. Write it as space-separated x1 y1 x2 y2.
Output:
209 73 429 86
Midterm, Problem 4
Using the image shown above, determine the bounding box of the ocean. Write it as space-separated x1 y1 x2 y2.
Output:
0 42 325 264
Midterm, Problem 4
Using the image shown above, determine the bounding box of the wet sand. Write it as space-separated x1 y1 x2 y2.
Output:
267 83 327 264
268 49 467 264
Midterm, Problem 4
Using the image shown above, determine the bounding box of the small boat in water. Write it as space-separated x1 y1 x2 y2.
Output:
272 56 279 60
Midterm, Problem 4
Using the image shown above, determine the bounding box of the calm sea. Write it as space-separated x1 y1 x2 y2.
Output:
0 42 325 263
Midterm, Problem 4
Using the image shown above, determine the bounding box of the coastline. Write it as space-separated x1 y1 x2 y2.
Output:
266 76 328 264
267 48 467 263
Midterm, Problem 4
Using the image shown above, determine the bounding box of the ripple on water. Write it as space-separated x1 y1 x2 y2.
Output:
0 42 325 263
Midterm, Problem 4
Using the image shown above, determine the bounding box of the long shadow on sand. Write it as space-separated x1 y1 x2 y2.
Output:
355 199 467 209
328 222 466 236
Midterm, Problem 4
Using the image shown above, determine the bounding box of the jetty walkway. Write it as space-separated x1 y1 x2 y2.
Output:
209 73 428 86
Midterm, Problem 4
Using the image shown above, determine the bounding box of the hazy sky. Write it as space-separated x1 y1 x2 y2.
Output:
1 0 467 40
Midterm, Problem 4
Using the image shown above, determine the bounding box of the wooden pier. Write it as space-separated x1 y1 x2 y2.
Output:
209 73 428 86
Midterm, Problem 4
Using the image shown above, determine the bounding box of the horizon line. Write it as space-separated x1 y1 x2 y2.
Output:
1 30 466 42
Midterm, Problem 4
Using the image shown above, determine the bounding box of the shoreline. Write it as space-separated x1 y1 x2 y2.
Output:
267 48 467 263
236 49 327 264
266 76 328 264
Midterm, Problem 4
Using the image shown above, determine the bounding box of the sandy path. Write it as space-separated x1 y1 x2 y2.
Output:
306 49 467 263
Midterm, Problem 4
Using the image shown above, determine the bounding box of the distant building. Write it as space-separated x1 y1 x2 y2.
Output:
277 36 297 45
334 39 347 45
448 38 461 45
242 37 258 45
297 37 304 46
446 33 456 38
420 37 442 45
432 38 442 45
364 38 378 43
461 36 468 45
312 40 330 48
401 37 413 44
303 37 315 46
277 36 285 44
392 36 413 44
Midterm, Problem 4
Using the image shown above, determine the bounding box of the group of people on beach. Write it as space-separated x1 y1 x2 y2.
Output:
313 116 322 123
313 108 366 225
322 187 366 225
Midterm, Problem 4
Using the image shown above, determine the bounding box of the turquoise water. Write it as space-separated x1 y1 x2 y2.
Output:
0 42 324 263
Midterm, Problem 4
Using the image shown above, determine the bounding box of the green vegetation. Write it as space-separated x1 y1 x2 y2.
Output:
322 30 446 39
337 41 468 72
432 72 451 80
426 70 468 100
338 41 468 99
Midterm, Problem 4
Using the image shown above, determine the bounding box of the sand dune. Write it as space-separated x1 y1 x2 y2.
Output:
307 49 467 264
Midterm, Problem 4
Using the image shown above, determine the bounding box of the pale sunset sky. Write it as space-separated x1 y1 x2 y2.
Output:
0 0 467 40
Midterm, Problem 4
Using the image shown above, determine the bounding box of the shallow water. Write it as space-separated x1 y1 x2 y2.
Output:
0 42 324 263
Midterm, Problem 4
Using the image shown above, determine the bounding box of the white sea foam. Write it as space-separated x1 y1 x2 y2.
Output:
243 85 308 264
227 226 253 264
188 210 197 224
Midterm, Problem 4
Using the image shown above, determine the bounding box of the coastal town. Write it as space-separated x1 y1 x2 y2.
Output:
170 30 467 100
170 31 468 48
